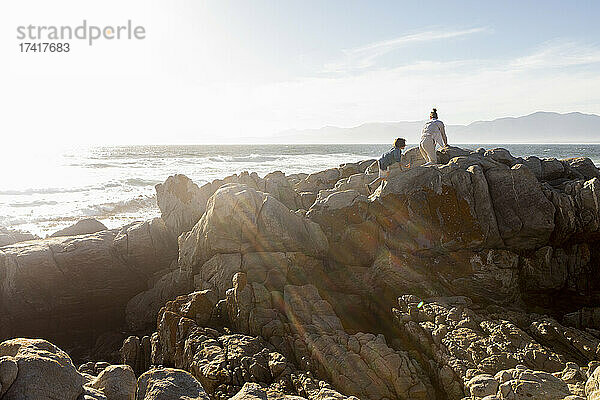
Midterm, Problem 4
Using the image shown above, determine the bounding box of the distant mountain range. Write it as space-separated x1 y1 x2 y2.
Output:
273 112 600 144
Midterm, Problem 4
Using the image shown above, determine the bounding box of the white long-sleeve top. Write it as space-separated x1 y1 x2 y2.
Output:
421 119 446 147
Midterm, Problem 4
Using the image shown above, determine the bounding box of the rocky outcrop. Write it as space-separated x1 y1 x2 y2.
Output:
156 172 304 239
155 174 214 239
150 290 361 400
136 368 209 400
128 182 329 337
155 160 380 240
0 337 215 400
226 278 436 400
178 184 327 275
306 147 599 270
2 146 600 400
393 296 562 398
0 338 85 400
120 336 152 376
50 218 107 237
307 158 560 265
125 267 193 331
587 366 600 400
466 365 586 399
144 151 599 399
0 227 38 247
87 365 137 400
0 218 177 345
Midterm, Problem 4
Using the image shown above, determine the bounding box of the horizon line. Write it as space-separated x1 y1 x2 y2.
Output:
55 142 600 146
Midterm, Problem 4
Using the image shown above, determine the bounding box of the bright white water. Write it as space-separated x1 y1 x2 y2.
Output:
2 144 599 237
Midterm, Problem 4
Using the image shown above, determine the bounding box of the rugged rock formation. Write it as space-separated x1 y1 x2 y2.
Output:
155 160 378 241
588 366 600 399
0 337 208 400
1 146 600 400
87 365 137 400
391 295 596 399
136 368 210 400
149 290 359 399
50 218 108 238
0 227 38 247
120 336 152 376
226 278 436 400
179 184 327 273
125 266 193 332
307 147 599 296
0 218 177 346
0 338 85 400
155 172 303 239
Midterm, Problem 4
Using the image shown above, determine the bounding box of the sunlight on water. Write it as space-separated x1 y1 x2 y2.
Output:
1 144 599 237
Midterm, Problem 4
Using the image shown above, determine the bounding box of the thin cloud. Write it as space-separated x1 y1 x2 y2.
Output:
510 40 600 69
255 42 600 132
325 27 488 72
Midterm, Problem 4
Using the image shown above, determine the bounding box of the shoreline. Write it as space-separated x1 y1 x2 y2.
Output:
2 143 599 239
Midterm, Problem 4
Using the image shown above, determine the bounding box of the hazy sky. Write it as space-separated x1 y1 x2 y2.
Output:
1 0 599 145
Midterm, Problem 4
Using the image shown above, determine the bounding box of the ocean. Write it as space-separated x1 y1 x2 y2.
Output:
2 144 599 237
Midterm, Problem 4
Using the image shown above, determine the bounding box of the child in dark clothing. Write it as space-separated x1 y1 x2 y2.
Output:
367 138 406 193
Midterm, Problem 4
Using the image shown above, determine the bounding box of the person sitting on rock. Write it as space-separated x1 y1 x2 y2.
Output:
367 137 406 193
420 108 448 165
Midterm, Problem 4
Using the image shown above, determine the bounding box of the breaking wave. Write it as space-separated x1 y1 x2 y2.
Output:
209 154 280 163
3 143 599 237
